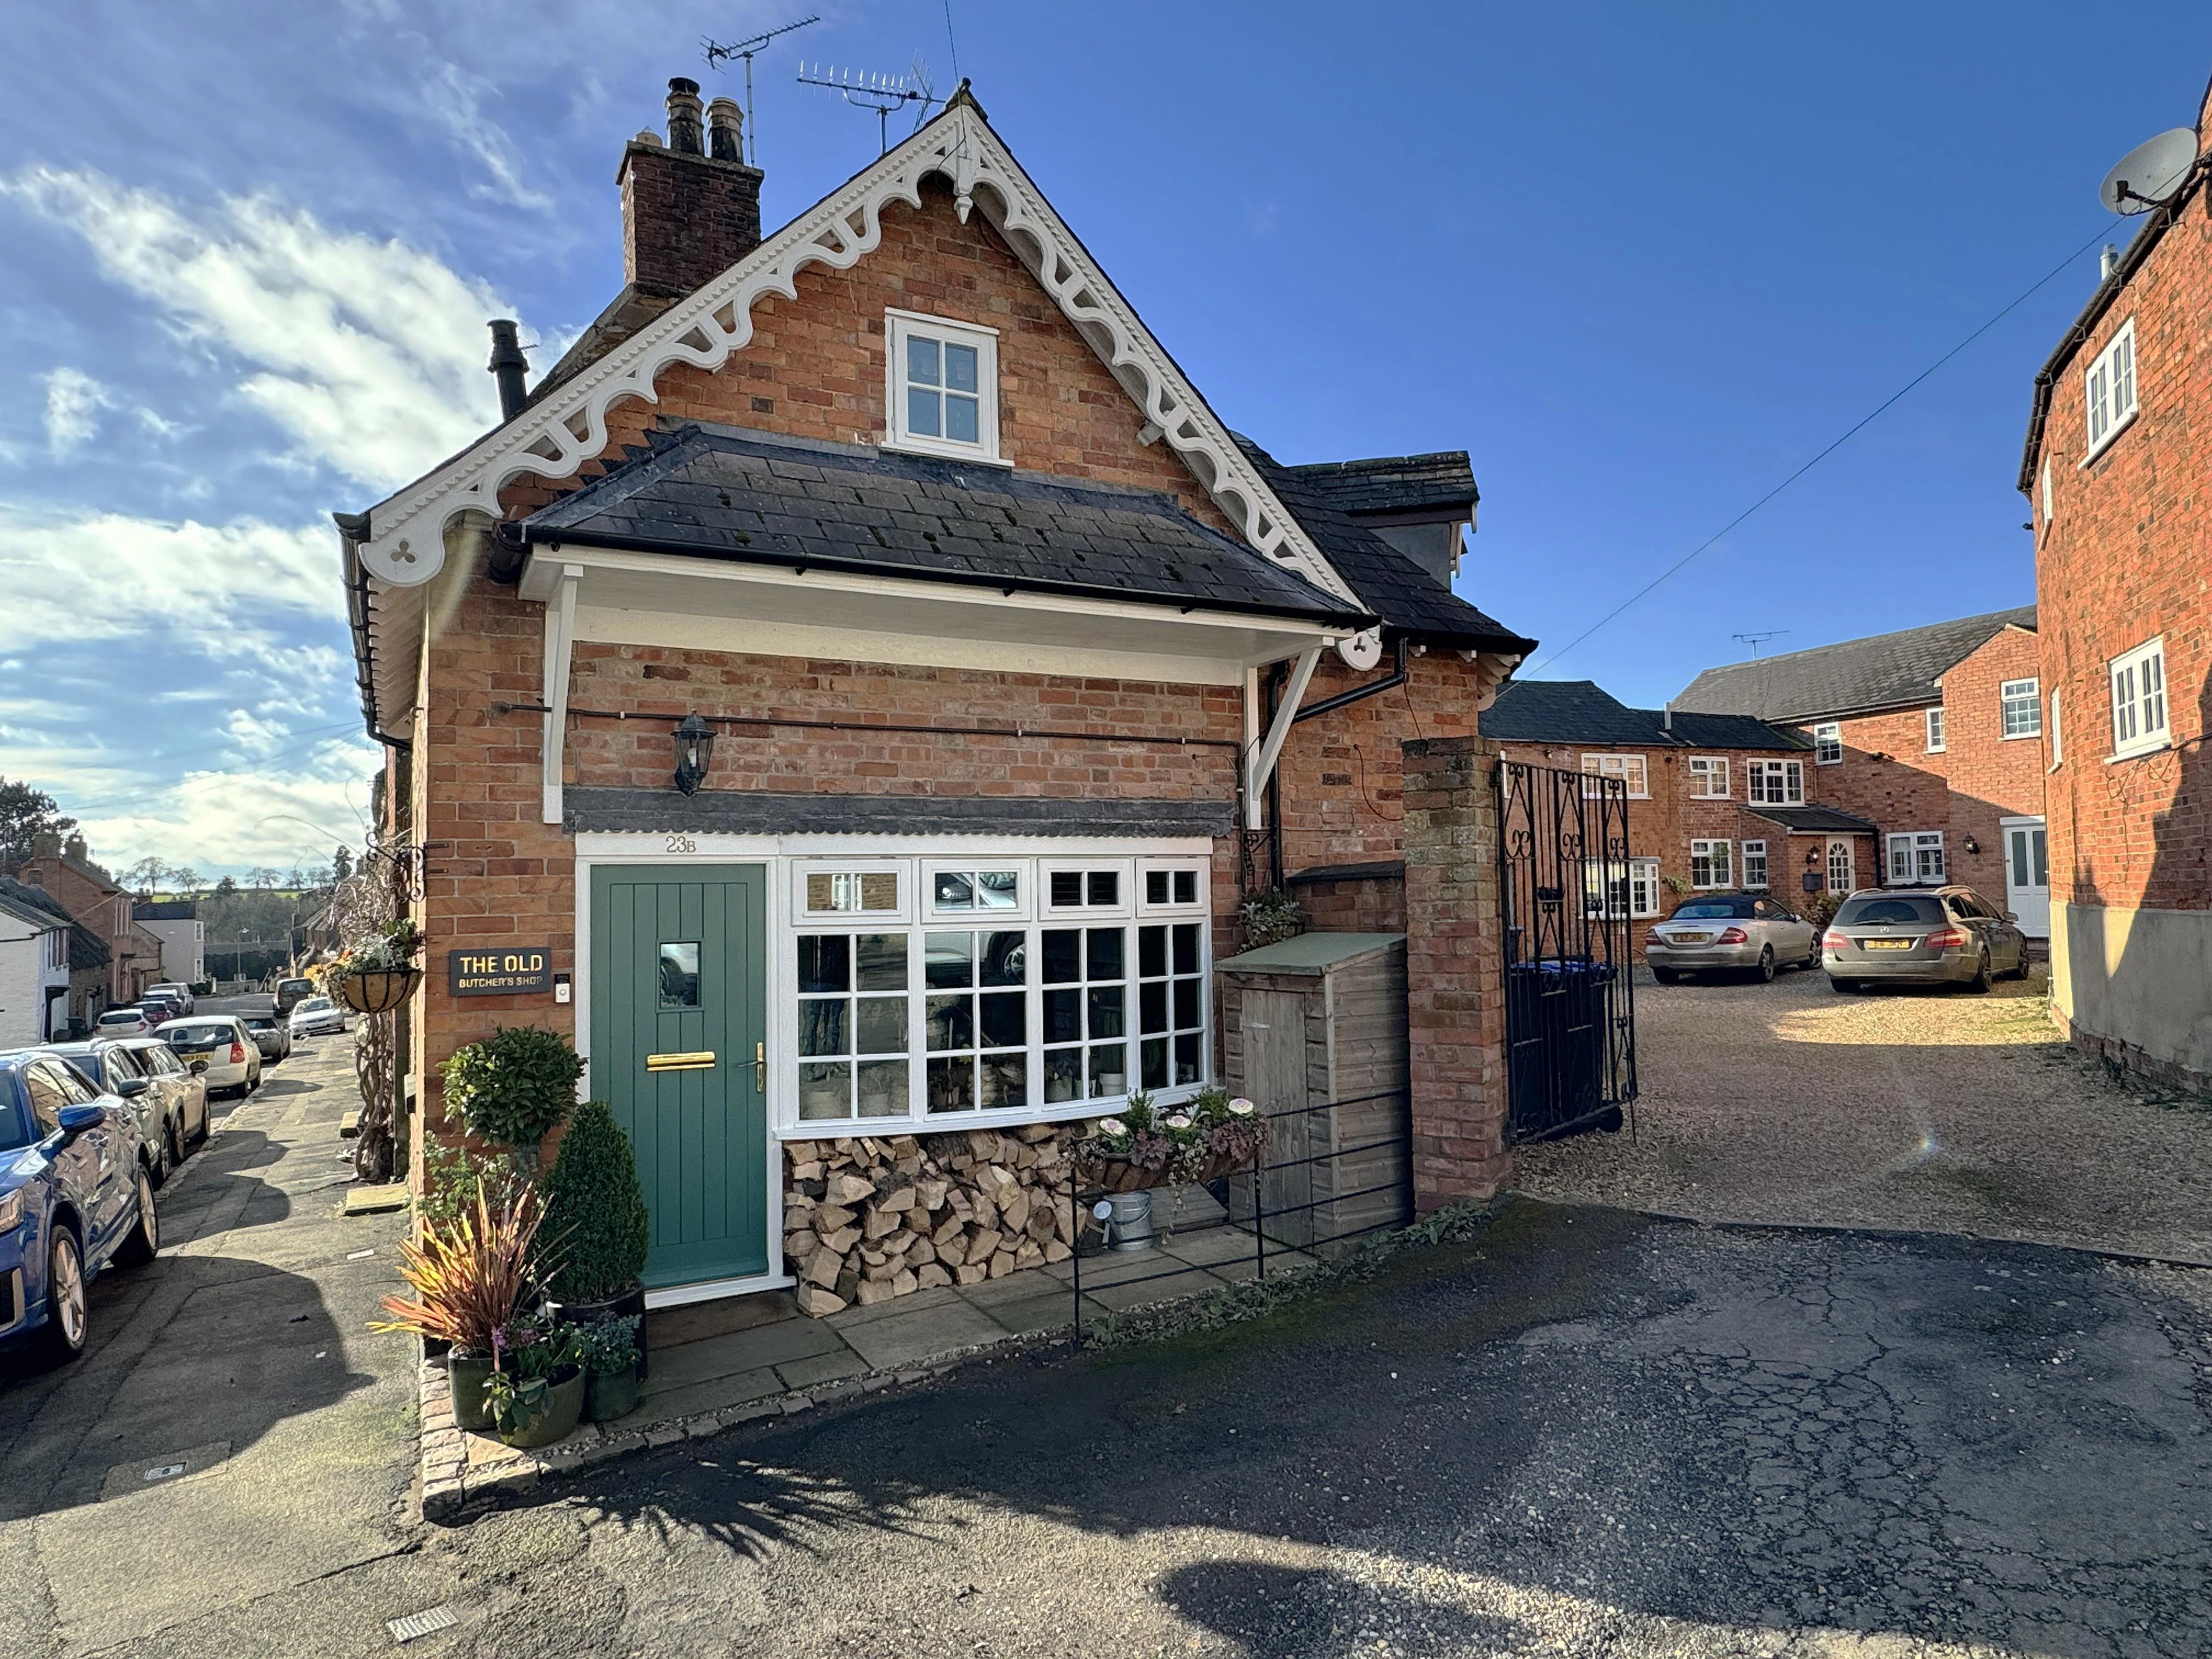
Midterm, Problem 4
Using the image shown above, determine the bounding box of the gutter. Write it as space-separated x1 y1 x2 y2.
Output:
337 512 412 750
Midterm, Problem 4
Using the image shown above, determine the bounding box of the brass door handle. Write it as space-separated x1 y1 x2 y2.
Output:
755 1041 765 1092
645 1051 715 1072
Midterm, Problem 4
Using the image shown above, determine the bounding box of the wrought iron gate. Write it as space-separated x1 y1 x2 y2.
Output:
1496 760 1638 1142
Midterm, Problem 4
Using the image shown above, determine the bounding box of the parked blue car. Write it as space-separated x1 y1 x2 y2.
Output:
0 1050 158 1365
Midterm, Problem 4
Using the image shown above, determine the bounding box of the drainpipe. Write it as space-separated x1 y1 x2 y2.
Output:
1291 635 1410 724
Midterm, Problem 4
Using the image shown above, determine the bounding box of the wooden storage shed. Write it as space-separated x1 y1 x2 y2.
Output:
1217 932 1411 1251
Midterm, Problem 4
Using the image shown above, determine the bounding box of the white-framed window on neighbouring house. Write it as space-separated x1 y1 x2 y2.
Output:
1628 860 1660 919
1741 839 1769 889
2109 638 2168 758
2084 319 2137 460
1690 840 1732 889
1580 753 1649 798
1885 831 1945 884
1584 859 1660 921
2049 689 2062 767
1813 723 1842 764
1687 757 1729 798
2040 456 2054 526
2000 678 2041 740
884 309 1001 462
1747 759 1804 804
1925 706 1946 752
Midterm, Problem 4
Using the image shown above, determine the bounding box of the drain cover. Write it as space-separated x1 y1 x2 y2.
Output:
387 1604 459 1643
97 1440 233 1501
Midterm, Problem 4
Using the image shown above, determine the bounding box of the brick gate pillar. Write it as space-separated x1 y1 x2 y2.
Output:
1400 735 1511 1210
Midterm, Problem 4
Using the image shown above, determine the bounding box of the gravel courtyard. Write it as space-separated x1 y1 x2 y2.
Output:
1512 968 2212 1262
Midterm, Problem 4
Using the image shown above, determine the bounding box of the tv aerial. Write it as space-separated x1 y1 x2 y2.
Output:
1732 630 1788 658
702 15 820 164
798 56 942 154
2099 127 2198 214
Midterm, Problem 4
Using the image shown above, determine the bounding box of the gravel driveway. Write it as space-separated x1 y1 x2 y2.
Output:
1512 968 2212 1262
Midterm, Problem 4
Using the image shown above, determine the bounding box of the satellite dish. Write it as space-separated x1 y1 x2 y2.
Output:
2099 128 2199 214
1336 628 1382 671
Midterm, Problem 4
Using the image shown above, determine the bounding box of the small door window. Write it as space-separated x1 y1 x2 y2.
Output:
657 942 701 1009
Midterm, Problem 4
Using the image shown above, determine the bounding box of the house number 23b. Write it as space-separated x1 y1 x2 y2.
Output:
664 834 698 854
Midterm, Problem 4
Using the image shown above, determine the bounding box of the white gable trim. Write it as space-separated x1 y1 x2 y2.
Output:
357 101 1357 609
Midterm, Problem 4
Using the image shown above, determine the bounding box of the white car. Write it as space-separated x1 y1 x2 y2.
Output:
289 997 350 1039
157 1016 263 1097
94 1007 159 1038
146 982 196 1016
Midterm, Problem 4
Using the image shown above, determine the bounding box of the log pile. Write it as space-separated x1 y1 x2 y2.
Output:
782 1123 1096 1317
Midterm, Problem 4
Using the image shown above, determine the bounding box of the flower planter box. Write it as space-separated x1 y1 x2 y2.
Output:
1074 1145 1257 1195
338 968 422 1015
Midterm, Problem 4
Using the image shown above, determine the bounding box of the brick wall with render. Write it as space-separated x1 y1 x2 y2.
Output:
2026 77 2212 1089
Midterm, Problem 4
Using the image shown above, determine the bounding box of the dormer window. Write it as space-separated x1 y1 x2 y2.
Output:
885 309 1001 462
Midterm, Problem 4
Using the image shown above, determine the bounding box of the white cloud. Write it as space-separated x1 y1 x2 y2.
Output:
422 59 551 210
43 367 114 454
5 167 510 493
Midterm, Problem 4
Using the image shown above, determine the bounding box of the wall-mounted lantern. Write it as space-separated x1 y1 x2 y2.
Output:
1963 835 1980 857
672 713 715 796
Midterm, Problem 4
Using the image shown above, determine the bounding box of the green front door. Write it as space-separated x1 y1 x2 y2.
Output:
590 865 768 1289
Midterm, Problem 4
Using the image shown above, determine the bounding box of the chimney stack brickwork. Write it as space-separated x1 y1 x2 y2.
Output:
619 79 764 297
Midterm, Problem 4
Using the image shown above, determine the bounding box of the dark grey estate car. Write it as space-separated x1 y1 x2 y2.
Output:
1824 887 2031 993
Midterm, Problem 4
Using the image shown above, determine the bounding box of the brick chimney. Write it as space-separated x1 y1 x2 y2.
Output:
619 77 764 298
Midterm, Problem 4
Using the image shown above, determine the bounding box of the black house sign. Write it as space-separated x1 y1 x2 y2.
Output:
449 946 552 997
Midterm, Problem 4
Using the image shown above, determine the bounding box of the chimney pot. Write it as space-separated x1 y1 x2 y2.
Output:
666 77 704 154
706 97 745 163
487 319 529 421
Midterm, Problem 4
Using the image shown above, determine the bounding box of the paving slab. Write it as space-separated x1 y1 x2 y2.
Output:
774 1347 871 1390
639 1315 845 1394
836 1298 1012 1370
623 1365 785 1423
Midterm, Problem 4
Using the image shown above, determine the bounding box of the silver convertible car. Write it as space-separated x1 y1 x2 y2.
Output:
1645 893 1820 984
1823 887 2031 993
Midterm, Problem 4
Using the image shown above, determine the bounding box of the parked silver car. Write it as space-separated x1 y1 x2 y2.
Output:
1824 887 2031 993
1646 893 1820 984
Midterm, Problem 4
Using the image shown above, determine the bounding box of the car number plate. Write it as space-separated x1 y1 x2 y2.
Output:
1864 938 1913 951
1670 932 1713 944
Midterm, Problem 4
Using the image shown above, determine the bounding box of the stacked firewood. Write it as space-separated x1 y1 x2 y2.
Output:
782 1124 1094 1317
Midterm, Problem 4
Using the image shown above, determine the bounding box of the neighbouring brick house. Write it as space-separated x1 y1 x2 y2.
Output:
1482 680 1866 950
1673 607 2050 933
10 834 162 1007
339 79 1536 1316
2018 72 2212 1092
0 876 112 1037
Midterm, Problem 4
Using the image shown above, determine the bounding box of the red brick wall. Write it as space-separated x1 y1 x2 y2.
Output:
1933 626 2047 900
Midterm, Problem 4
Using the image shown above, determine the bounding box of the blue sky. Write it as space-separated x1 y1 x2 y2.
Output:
2 2 2206 876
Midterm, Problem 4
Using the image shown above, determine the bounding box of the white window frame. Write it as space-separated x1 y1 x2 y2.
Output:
2040 456 2054 527
1689 840 1732 890
2048 688 2062 769
1687 757 1729 799
1999 678 2041 740
1747 759 1805 805
2083 319 2138 463
1041 858 1136 918
793 861 911 923
1137 857 1209 915
1580 752 1649 799
1925 706 1946 752
1885 831 1946 885
1628 860 1661 919
922 860 1032 921
2108 638 2169 760
1813 722 1842 765
1741 839 1768 890
883 308 1004 464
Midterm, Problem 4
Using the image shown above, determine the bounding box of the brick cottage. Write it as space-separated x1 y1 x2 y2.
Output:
340 81 1535 1313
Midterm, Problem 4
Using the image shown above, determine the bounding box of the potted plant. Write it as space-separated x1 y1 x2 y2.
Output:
330 918 426 1014
372 1184 551 1434
483 1311 587 1449
540 1098 653 1372
579 1315 643 1423
1075 1086 1262 1195
441 1025 584 1171
1239 889 1305 949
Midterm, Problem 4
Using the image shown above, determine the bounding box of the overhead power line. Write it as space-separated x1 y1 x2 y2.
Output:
1524 220 2118 679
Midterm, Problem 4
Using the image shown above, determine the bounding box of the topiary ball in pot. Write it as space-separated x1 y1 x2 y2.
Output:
541 1099 652 1366
441 1026 584 1158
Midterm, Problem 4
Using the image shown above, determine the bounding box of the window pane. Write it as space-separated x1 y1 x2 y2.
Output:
657 942 701 1008
860 873 899 911
1146 871 1170 906
1050 871 1083 908
1174 1033 1202 1086
945 393 979 444
934 871 974 910
979 930 1027 987
907 385 941 437
854 995 907 1054
855 933 907 991
906 334 940 387
927 1055 975 1113
798 1061 850 1120
1138 925 1167 979
1172 923 1200 975
1044 987 1081 1044
926 994 974 1052
925 931 974 988
976 872 1018 909
857 1059 907 1118
1086 927 1123 981
1041 929 1081 983
797 935 849 994
980 1054 1027 1111
1087 870 1119 907
1089 1044 1128 1096
1141 1037 1169 1090
1173 870 1197 904
1173 978 1200 1029
1088 985 1125 1038
1043 1046 1083 1103
980 990 1025 1048
943 341 978 392
1139 980 1168 1034
798 999 849 1056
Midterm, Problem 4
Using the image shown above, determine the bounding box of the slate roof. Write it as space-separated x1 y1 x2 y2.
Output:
1233 437 1533 652
521 424 1372 627
565 788 1233 840
1673 607 2037 723
1282 452 1478 518
1745 804 1879 835
1482 680 1808 751
134 900 198 921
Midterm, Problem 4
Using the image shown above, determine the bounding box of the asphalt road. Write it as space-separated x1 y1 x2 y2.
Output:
39 1199 2202 1659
